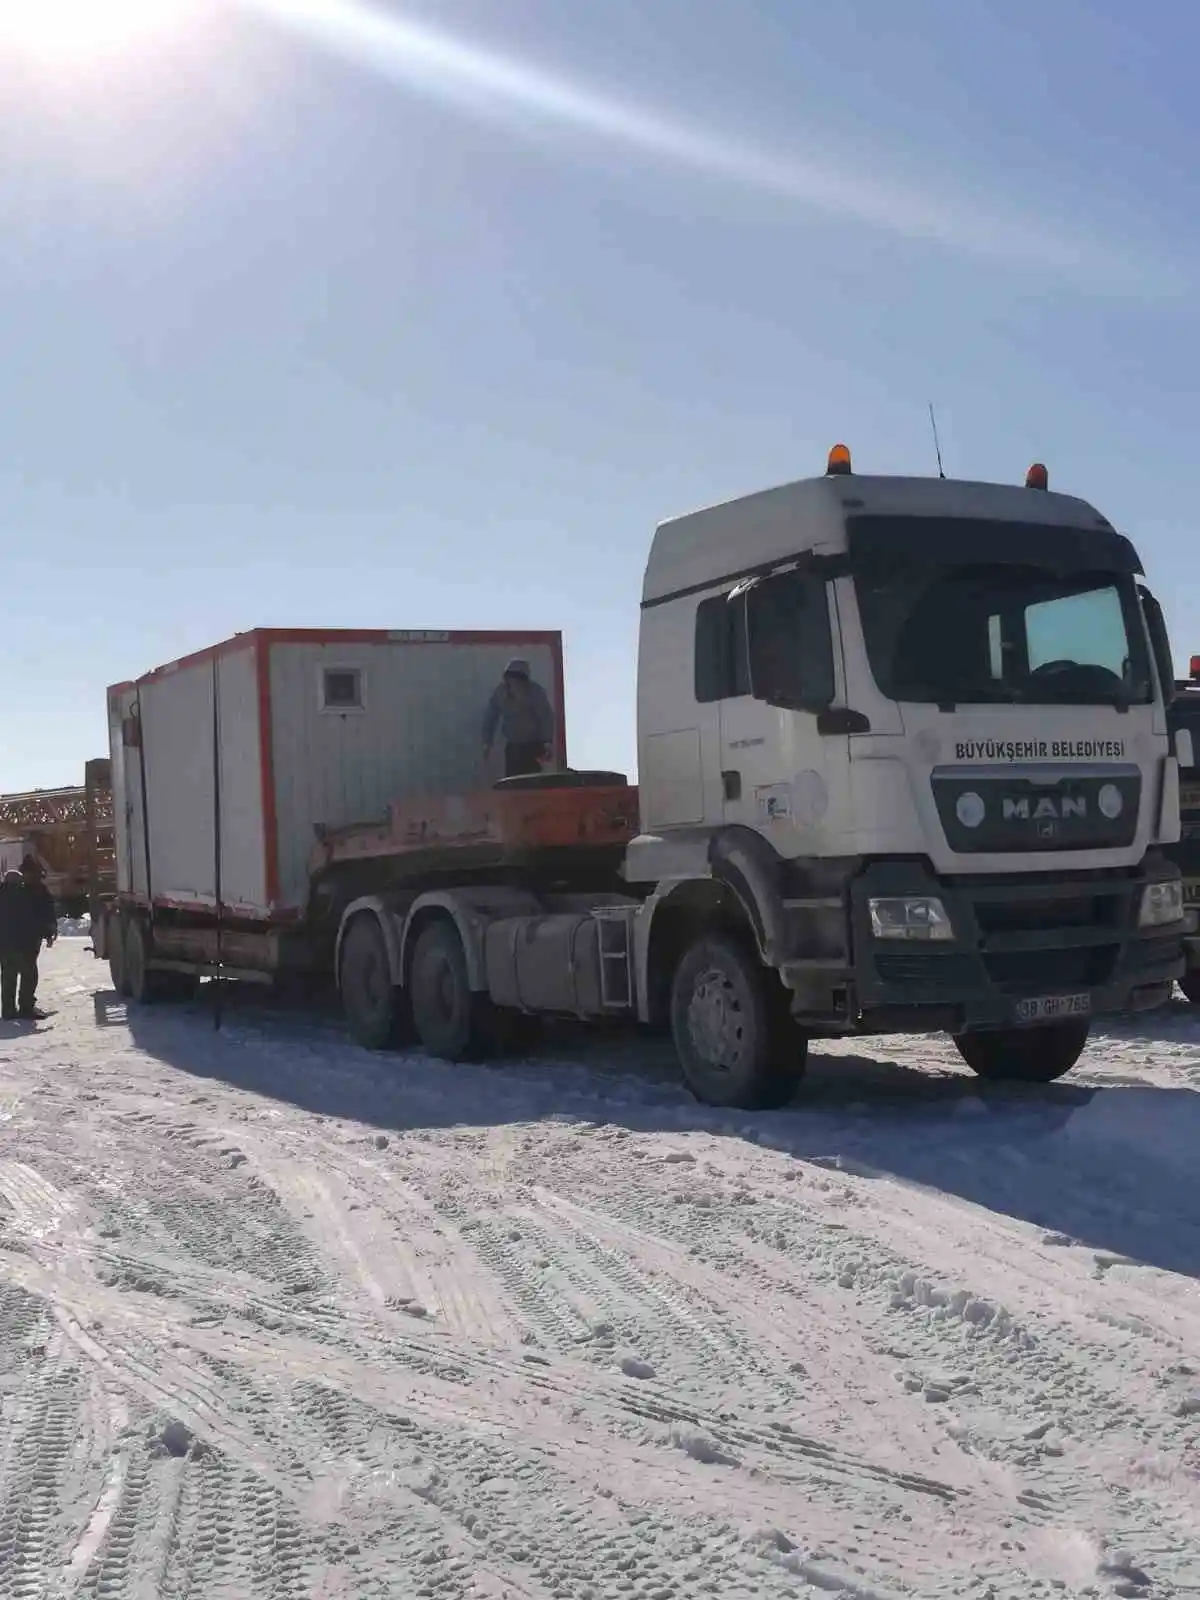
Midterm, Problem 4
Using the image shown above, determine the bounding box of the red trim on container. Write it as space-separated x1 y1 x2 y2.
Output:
115 628 564 691
252 627 562 648
255 634 282 908
130 633 257 688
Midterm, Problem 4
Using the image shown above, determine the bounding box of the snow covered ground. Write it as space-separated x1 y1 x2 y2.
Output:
1 943 1198 1598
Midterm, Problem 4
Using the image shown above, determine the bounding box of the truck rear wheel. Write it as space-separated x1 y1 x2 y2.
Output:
340 915 413 1050
669 934 807 1109
409 918 497 1062
108 911 130 997
124 917 156 1004
122 917 192 1005
954 1020 1089 1084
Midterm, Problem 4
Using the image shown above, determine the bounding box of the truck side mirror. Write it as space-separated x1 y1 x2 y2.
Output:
745 570 835 712
1138 585 1177 708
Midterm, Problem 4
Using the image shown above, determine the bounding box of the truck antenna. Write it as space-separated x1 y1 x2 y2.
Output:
928 403 946 479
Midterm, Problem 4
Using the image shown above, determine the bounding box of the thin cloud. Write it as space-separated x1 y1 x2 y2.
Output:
241 0 1154 284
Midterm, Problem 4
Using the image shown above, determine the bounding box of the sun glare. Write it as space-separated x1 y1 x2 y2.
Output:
0 0 197 61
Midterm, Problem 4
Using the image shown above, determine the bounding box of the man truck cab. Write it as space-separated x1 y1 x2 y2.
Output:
630 448 1185 1096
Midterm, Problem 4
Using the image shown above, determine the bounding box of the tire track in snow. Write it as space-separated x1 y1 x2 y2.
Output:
73 1451 154 1600
0 1161 73 1246
248 1132 527 1350
285 1379 810 1600
0 1355 79 1600
550 1134 1200 1578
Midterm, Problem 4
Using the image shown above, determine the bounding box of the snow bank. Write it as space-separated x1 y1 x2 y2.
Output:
57 914 92 938
1061 1084 1200 1175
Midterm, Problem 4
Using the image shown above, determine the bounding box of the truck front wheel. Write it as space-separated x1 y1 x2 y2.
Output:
954 1020 1089 1084
669 934 807 1109
340 915 413 1050
409 919 497 1063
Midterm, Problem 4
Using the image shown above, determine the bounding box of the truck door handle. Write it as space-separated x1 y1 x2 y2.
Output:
722 770 742 801
817 708 871 735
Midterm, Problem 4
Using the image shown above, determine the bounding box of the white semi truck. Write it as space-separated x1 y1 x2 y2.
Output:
98 450 1187 1107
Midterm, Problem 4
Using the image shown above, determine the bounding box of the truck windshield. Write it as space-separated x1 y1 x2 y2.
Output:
848 516 1152 708
854 561 1152 707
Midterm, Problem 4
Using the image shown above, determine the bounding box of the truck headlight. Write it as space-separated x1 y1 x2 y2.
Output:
868 896 954 941
1138 880 1185 928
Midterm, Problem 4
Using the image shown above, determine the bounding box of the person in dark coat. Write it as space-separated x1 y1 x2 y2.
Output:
0 857 57 1021
481 658 556 778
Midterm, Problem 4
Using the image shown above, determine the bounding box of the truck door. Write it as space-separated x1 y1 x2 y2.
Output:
716 569 847 852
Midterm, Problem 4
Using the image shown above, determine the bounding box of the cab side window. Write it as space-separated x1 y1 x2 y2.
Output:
694 571 834 710
694 590 750 702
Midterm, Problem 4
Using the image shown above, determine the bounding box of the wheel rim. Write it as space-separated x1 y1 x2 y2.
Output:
686 966 748 1075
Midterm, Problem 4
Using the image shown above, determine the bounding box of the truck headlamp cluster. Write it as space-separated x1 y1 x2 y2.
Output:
1138 880 1184 928
868 897 954 941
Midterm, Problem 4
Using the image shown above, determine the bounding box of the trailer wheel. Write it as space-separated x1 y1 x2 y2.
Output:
123 917 154 1004
409 918 497 1063
108 911 131 998
669 934 807 1109
121 917 181 1005
340 915 412 1050
953 1020 1089 1084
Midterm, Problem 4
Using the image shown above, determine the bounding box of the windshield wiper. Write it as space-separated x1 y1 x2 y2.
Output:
929 683 1024 710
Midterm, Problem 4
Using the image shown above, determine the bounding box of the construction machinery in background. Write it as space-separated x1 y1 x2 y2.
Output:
0 759 116 915
93 451 1189 1107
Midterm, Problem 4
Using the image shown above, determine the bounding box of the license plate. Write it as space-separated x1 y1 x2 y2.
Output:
1015 992 1092 1023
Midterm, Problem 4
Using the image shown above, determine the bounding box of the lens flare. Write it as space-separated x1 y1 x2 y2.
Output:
237 0 1148 280
0 0 197 60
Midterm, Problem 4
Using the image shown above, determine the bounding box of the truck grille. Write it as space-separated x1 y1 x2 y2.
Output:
875 953 976 987
974 895 1113 935
982 947 1116 993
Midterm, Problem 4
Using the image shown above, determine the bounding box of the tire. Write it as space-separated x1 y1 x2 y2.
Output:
954 1020 1090 1084
409 918 497 1062
122 917 179 1005
340 915 412 1050
1179 970 1200 1005
669 933 807 1109
123 916 153 1004
108 912 130 997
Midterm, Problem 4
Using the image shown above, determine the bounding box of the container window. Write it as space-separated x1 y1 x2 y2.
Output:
321 667 365 711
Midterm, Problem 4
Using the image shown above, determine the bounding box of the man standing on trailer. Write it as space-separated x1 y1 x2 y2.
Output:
0 857 57 1022
482 658 556 778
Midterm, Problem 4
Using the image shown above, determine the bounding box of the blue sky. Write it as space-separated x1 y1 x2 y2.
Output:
1 0 1197 792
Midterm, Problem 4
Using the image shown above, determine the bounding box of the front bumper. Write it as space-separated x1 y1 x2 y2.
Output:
846 856 1184 1034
